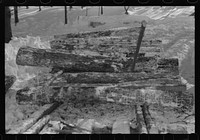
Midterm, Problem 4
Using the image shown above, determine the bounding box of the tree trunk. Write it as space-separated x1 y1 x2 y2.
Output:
51 72 181 84
53 27 141 39
5 6 12 43
64 6 67 24
69 6 72 10
14 6 19 25
39 6 41 11
16 81 186 105
16 46 178 73
101 6 103 15
50 37 162 51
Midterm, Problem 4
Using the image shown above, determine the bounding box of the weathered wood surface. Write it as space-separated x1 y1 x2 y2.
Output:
141 102 159 134
135 105 148 133
54 27 141 39
7 102 62 134
16 46 178 73
5 75 16 93
51 72 180 84
23 115 50 134
16 80 186 105
50 37 162 51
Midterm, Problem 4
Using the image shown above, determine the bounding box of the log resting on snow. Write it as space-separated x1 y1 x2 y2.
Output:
16 46 178 73
5 75 16 93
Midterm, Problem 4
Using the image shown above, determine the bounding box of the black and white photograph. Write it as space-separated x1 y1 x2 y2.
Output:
5 6 195 134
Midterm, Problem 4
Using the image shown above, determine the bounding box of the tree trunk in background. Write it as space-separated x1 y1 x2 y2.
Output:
14 6 19 26
124 6 129 15
101 6 103 15
69 6 72 10
5 6 12 43
26 6 29 9
39 6 41 11
64 6 67 24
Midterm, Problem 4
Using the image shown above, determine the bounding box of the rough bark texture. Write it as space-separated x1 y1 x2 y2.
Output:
16 81 186 105
50 37 162 51
51 72 180 84
5 6 12 43
54 27 141 39
5 75 16 93
16 46 178 73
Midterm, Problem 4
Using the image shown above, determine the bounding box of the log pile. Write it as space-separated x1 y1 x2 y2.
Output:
10 21 189 134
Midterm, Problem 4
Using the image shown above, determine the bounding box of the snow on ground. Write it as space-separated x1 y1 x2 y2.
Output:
7 6 195 90
5 6 195 132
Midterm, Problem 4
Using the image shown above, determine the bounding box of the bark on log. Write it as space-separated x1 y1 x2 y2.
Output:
135 105 148 133
54 27 141 39
50 37 162 50
141 102 159 134
7 102 61 134
16 81 186 106
16 46 178 73
51 72 181 84
5 75 16 93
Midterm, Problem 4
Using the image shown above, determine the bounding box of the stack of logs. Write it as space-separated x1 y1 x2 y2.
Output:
9 22 187 133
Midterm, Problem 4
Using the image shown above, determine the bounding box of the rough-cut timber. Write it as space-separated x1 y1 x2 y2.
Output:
16 46 125 72
5 75 16 93
52 72 181 84
16 46 178 73
50 37 162 51
16 80 186 105
54 27 141 39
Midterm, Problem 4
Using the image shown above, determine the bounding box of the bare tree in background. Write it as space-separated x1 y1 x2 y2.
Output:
124 6 129 15
26 6 29 9
39 6 41 11
14 6 19 26
101 6 103 15
69 6 72 10
64 6 68 24
5 6 12 43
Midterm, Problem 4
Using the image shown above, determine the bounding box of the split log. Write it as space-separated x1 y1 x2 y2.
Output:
16 46 178 73
7 102 62 134
5 75 16 93
54 27 141 39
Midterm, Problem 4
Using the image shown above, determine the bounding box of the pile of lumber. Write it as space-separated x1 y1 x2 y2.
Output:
15 21 186 106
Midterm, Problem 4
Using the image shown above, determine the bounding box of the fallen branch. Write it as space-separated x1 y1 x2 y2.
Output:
7 102 62 134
